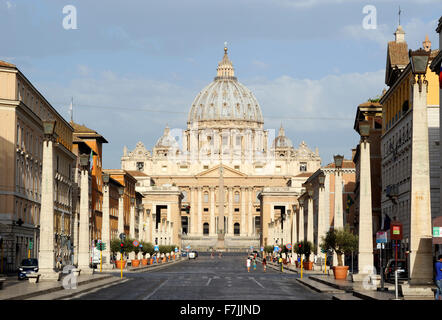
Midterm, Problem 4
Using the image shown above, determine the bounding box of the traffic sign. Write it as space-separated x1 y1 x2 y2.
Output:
175 247 178 252
133 240 139 247
119 233 126 240
376 243 385 249
286 243 292 250
433 227 442 237
29 241 33 250
260 247 264 252
376 231 388 243
273 246 279 252
321 248 326 253
154 245 159 252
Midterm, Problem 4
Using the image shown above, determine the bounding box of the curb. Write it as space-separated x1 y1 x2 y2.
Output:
53 277 125 300
5 274 114 300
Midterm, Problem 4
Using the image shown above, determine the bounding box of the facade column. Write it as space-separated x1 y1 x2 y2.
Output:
101 181 112 269
118 193 124 235
228 188 233 235
210 187 215 236
317 180 327 259
292 206 298 245
38 135 60 280
197 187 202 236
357 139 374 277
307 196 314 244
240 187 246 236
78 162 93 274
408 77 433 285
190 188 195 235
298 204 304 242
248 188 253 236
139 208 145 243
129 199 135 260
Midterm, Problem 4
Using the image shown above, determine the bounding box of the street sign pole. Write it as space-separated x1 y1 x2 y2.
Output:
100 246 102 273
300 256 303 279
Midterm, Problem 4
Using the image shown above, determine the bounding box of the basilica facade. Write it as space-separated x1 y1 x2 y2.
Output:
121 46 321 250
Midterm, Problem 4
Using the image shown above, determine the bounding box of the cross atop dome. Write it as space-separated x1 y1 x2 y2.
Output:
216 42 236 80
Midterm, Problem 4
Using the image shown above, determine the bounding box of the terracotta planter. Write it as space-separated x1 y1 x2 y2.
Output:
332 266 349 280
131 259 140 267
141 259 148 266
303 261 313 270
163 257 166 263
115 260 126 269
149 258 153 265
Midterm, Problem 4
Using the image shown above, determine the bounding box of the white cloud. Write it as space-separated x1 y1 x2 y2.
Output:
341 17 439 49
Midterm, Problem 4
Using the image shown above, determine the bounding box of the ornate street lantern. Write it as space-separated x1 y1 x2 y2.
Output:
409 48 430 92
318 172 325 188
409 49 430 75
102 173 110 184
359 120 370 139
118 187 124 196
79 153 89 167
298 198 304 206
334 154 344 169
42 119 56 138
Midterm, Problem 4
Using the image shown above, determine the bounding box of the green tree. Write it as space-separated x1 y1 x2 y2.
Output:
320 227 358 266
295 241 313 261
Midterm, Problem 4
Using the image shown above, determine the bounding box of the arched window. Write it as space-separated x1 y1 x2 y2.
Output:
203 223 209 235
234 223 240 235
203 192 209 203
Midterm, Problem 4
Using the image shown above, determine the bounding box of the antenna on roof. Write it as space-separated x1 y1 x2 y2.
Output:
398 6 402 26
69 97 73 122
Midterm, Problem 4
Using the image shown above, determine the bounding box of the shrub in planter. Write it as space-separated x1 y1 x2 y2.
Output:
294 240 313 270
320 227 358 280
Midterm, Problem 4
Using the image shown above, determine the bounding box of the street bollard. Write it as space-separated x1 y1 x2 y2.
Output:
393 269 404 300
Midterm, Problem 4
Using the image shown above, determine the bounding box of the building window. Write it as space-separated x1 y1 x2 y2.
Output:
161 165 167 172
255 166 263 173
234 208 239 212
234 223 240 235
300 162 307 172
203 192 209 203
203 223 209 235
179 165 188 172
234 165 240 170
204 208 209 212
276 166 281 172
203 165 209 170
234 192 240 203
136 162 144 171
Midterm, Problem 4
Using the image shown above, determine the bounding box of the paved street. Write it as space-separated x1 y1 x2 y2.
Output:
71 253 330 300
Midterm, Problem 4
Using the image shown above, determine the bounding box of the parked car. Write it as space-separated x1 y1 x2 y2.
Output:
384 259 408 281
181 251 188 257
18 258 39 280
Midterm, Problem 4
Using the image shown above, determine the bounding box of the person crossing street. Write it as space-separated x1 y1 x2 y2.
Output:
246 257 251 272
262 257 267 272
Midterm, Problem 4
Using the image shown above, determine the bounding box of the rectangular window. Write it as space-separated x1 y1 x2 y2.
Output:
203 165 209 170
234 165 240 170
161 165 167 172
300 163 307 172
275 166 281 172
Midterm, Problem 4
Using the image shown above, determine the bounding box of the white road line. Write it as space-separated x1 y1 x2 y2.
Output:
142 279 169 300
249 277 265 289
65 279 130 300
206 278 212 286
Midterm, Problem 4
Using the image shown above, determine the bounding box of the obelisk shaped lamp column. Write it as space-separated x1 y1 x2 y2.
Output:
307 186 314 245
101 173 112 269
356 120 374 279
129 197 135 260
38 120 61 280
333 154 344 266
77 153 93 274
408 49 433 285
117 187 125 260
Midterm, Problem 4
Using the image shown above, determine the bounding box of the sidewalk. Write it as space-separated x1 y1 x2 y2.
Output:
0 256 185 300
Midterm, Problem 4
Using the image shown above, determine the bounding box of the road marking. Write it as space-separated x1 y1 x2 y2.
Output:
65 278 130 300
237 276 243 279
142 279 169 300
206 278 212 286
249 277 265 289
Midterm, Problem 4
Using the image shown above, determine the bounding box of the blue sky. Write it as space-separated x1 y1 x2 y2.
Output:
2 0 441 169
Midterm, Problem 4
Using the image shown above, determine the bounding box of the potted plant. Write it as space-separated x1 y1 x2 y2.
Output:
132 240 141 267
320 227 358 280
299 241 314 270
141 242 153 265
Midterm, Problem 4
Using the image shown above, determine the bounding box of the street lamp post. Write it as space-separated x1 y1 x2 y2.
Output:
38 120 61 280
101 173 112 269
307 186 314 247
78 153 93 274
333 154 344 267
354 119 374 281
406 48 433 286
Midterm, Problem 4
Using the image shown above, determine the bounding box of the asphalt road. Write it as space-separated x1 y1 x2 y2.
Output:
71 252 331 300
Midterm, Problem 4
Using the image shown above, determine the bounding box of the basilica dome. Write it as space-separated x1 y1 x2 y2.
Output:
188 46 264 127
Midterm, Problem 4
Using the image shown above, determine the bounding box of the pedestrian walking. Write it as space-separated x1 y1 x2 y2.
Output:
435 254 442 300
253 258 257 271
246 257 251 272
262 257 267 272
279 256 283 272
